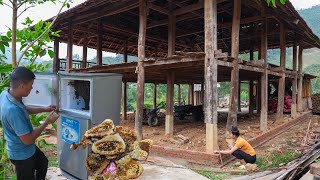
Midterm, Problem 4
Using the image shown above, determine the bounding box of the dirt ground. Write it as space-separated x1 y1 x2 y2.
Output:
255 114 320 157
120 108 298 152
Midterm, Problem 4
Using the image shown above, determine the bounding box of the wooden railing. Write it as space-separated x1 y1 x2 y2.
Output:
59 59 106 71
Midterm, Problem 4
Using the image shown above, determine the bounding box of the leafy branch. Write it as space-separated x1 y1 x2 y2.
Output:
265 0 286 7
17 0 69 65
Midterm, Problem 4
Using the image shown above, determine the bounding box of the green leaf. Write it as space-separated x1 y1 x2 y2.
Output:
0 64 12 73
40 49 47 57
19 43 27 51
271 0 277 7
279 0 286 4
48 49 54 58
51 123 57 130
266 0 271 6
0 44 5 54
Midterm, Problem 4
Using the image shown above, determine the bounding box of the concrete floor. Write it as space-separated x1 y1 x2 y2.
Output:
46 156 208 180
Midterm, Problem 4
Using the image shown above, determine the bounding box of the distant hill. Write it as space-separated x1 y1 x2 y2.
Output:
299 5 320 37
266 5 320 70
3 47 50 65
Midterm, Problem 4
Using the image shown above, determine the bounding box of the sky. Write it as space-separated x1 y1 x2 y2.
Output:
0 0 319 60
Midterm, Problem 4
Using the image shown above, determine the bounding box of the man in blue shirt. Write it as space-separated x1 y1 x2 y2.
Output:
0 67 59 180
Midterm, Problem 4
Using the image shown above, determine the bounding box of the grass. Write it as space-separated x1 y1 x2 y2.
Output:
196 170 230 180
256 150 300 171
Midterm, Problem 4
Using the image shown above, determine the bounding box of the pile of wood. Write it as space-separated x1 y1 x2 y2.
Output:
174 134 190 145
232 142 320 180
311 93 320 114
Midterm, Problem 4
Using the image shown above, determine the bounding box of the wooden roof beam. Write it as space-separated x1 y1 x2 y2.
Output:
72 0 139 25
173 0 228 16
148 3 170 15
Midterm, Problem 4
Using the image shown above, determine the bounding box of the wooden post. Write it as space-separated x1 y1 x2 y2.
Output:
191 84 194 105
276 24 286 121
257 80 261 113
204 0 218 153
249 81 254 114
226 0 241 131
82 38 88 68
201 83 204 105
124 40 128 63
97 19 103 65
297 41 304 112
122 81 127 121
122 44 128 121
135 0 147 140
168 0 175 57
66 22 73 71
177 84 181 105
238 82 241 112
260 6 268 132
53 38 60 73
165 71 175 136
249 48 254 115
188 84 192 104
153 83 157 109
291 40 298 118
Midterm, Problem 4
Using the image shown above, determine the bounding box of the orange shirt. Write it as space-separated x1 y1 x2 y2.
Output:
235 137 256 156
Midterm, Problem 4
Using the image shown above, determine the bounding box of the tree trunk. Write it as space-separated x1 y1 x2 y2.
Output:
11 0 18 68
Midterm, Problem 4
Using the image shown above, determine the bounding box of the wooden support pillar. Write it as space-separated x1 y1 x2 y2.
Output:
297 41 304 112
249 48 254 115
201 83 204 105
124 40 128 63
227 0 241 131
204 0 218 153
97 19 103 65
177 84 181 105
122 44 128 121
53 38 60 73
188 84 192 104
66 22 73 71
260 6 268 132
291 40 298 118
122 81 127 121
249 81 254 114
165 71 175 136
168 0 175 57
257 80 261 113
82 38 88 68
153 83 157 109
238 82 241 112
191 84 194 105
135 0 147 140
276 24 286 121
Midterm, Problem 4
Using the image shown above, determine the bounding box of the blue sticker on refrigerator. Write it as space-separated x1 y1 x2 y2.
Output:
61 116 80 144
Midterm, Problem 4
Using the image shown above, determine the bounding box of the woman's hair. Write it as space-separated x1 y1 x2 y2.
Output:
231 126 240 137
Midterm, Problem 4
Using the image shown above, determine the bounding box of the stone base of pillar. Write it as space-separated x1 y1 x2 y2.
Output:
206 123 218 153
165 115 174 136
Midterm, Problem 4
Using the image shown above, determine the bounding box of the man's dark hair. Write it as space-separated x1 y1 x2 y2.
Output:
231 126 240 137
9 67 35 88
